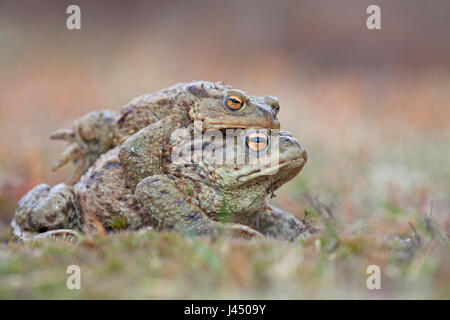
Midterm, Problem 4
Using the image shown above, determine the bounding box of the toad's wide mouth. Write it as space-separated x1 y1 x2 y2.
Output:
236 157 306 183
203 119 281 130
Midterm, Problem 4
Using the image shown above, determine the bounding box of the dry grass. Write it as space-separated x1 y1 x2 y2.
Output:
0 225 448 299
0 1 449 299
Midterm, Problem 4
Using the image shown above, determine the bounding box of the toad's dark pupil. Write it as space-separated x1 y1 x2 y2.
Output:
226 96 243 109
246 134 269 152
248 137 266 143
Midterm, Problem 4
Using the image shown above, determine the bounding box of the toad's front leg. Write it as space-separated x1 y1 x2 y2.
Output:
135 175 262 239
253 205 318 241
118 114 190 192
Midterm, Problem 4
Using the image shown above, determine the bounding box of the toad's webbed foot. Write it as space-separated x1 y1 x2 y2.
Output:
51 110 119 183
254 205 318 241
214 222 263 239
134 175 261 239
12 183 83 242
11 219 79 243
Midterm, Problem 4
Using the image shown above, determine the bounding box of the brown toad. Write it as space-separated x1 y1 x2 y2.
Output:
51 81 281 182
12 129 315 241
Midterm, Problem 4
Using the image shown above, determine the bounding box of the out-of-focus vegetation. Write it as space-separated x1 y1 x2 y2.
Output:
0 0 449 299
0 228 448 299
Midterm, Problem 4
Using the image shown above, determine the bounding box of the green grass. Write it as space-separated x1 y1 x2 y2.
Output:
0 225 448 299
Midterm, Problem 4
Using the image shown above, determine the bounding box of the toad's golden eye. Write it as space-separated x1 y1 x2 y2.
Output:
225 95 244 110
246 132 269 153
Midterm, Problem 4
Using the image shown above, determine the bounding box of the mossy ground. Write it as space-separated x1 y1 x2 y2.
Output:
0 219 448 299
